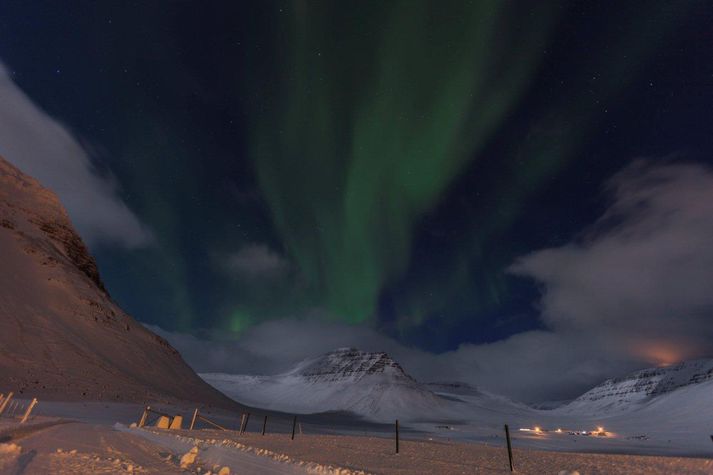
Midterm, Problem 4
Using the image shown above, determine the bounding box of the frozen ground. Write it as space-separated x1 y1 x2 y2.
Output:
202 375 713 457
155 430 713 475
0 399 711 474
0 420 313 474
405 378 713 458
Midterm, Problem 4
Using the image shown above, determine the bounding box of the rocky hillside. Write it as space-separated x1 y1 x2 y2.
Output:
0 155 237 407
292 347 415 383
556 358 713 414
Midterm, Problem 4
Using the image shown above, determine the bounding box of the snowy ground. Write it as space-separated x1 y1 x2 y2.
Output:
405 380 713 458
0 398 711 474
202 375 713 458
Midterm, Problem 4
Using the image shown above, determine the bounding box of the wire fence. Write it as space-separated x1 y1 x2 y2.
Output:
0 390 518 470
0 392 39 424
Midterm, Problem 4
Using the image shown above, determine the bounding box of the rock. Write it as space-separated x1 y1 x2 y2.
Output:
0 443 21 456
218 467 230 475
180 446 199 468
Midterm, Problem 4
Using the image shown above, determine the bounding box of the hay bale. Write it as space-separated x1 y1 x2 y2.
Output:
155 416 170 429
169 415 183 430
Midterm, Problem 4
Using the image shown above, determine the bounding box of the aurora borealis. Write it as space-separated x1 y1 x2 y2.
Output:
252 2 557 323
2 0 713 391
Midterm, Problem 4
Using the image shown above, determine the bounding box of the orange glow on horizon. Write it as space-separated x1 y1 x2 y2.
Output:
632 341 687 367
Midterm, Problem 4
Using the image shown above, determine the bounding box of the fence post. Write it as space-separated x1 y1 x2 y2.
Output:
20 398 38 424
395 419 399 454
0 392 13 416
190 408 199 430
262 415 267 435
138 406 149 428
241 412 250 434
291 416 297 440
504 424 514 472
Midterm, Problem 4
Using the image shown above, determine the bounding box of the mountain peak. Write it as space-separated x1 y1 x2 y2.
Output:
290 347 413 383
202 347 444 421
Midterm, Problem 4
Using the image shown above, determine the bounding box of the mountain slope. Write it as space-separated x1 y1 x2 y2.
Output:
554 358 713 414
0 155 235 407
202 348 447 422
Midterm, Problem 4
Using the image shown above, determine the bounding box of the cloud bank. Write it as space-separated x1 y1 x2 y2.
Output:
509 160 713 367
155 160 713 402
223 244 290 280
0 62 151 248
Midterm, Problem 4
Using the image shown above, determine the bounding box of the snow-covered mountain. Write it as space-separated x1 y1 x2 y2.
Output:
202 347 537 424
554 358 713 414
0 155 235 407
292 346 416 384
205 350 713 455
202 347 448 422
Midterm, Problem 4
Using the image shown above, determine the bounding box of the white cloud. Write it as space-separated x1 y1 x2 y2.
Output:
149 319 450 381
223 244 290 279
495 160 713 399
0 62 152 248
510 160 713 360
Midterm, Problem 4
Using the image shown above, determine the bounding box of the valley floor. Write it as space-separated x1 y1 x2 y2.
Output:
0 402 711 474
154 429 713 475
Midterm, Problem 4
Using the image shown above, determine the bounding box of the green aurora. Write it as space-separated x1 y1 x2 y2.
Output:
33 0 692 338
251 2 559 323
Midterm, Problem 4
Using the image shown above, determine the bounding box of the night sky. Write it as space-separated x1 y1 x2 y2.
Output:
1 1 713 399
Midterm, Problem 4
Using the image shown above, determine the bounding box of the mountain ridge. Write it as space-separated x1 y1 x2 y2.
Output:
554 358 713 414
0 155 237 408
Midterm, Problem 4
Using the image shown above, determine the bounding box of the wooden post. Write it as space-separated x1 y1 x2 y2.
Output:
190 408 199 430
291 416 297 440
395 419 399 454
299 422 302 435
138 406 149 428
504 424 514 472
241 412 250 434
0 392 13 416
20 398 38 424
262 415 267 435
239 413 246 434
